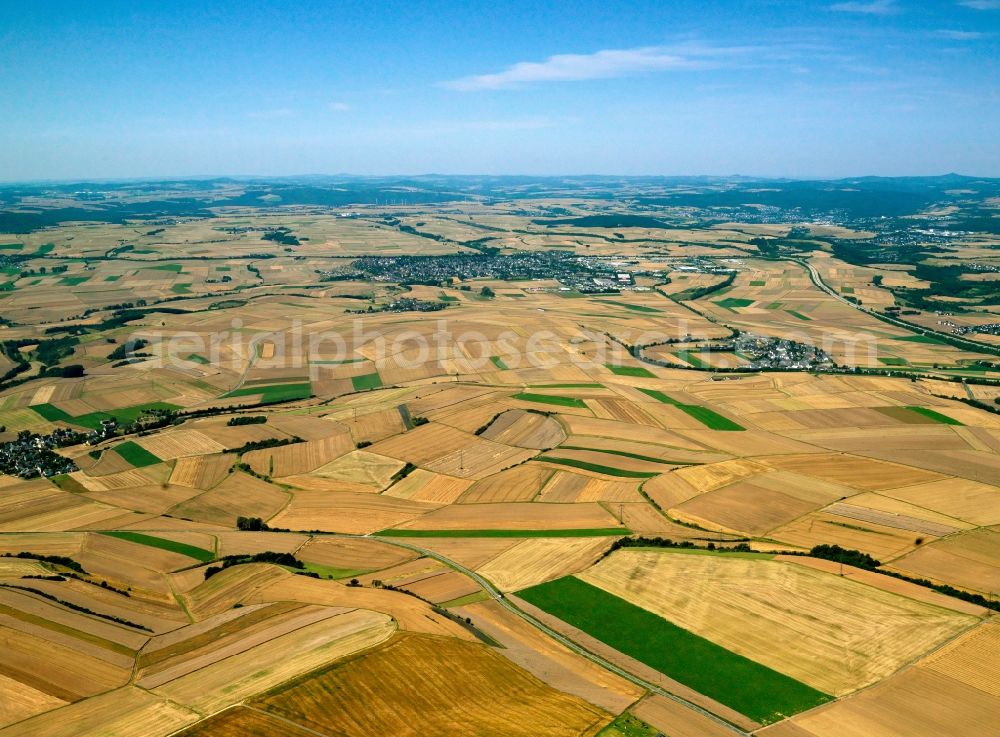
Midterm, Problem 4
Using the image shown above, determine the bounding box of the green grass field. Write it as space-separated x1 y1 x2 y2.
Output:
171 283 192 294
605 364 656 378
113 441 162 468
226 382 312 403
674 349 709 368
749 280 766 286
0 243 23 251
101 531 215 563
30 401 181 430
490 355 509 370
786 310 811 321
185 353 210 364
878 356 908 366
714 297 754 311
897 334 947 344
518 576 830 724
375 528 629 538
58 276 89 286
677 404 746 431
637 388 744 431
147 263 184 272
906 406 964 425
351 372 383 391
535 456 660 478
512 392 587 408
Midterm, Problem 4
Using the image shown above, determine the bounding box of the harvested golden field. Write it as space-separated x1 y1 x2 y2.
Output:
0 687 198 737
308 449 403 488
182 563 292 620
175 706 317 737
0 558 48 577
137 605 353 689
477 537 612 592
271 489 433 533
403 570 482 603
0 623 132 702
168 471 289 526
479 409 567 449
774 671 1000 737
370 421 535 479
252 632 610 737
343 407 407 444
541 415 706 450
882 477 1000 526
245 433 354 478
919 622 1000 697
537 470 643 503
761 453 944 490
887 528 1000 593
779 556 990 616
822 498 966 537
0 673 66 729
409 536 522 568
642 472 702 508
135 430 225 460
672 459 768 493
296 537 418 573
245 575 475 641
579 550 975 696
381 468 472 503
169 453 235 489
457 598 643 714
0 587 150 650
768 511 929 560
672 472 847 535
153 608 395 712
631 694 738 737
459 464 553 503
393 501 621 531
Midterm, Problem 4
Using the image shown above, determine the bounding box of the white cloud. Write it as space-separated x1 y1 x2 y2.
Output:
830 0 898 14
958 0 1000 8
439 44 741 91
936 29 988 39
328 101 352 112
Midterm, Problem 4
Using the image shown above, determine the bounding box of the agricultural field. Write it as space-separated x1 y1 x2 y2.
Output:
1 182 999 736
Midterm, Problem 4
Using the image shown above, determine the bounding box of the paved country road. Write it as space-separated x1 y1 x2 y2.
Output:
793 257 995 355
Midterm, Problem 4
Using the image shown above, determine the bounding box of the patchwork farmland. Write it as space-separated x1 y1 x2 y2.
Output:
1 183 999 737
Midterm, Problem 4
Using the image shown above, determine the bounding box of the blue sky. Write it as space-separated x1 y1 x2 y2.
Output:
1 0 997 180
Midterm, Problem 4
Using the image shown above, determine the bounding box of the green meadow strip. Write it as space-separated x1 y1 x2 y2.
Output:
534 456 660 478
101 531 215 562
518 576 830 724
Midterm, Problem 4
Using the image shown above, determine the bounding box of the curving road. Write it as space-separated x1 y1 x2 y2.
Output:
794 258 995 355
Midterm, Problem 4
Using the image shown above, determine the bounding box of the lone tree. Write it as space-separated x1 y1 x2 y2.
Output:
480 286 495 298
